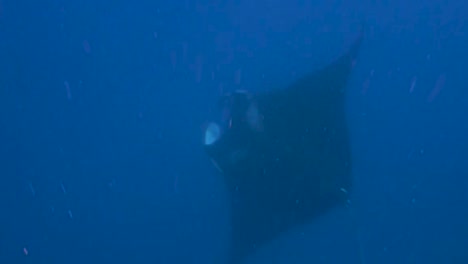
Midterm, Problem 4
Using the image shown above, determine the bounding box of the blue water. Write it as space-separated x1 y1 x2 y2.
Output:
0 0 467 263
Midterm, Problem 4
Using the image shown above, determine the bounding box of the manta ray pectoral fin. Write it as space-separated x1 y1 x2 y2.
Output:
319 28 364 91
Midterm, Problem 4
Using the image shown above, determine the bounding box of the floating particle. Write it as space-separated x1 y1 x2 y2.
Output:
409 76 417 93
82 40 91 53
361 78 370 95
427 74 446 103
60 182 67 194
153 32 158 39
64 81 72 100
108 178 116 188
28 182 36 197
23 247 29 255
59 6 66 15
361 70 374 95
156 131 163 140
68 210 73 219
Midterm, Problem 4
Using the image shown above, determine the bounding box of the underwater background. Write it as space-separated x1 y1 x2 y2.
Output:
0 0 467 263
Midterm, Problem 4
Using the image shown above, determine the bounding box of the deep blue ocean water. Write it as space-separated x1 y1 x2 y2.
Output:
0 0 467 263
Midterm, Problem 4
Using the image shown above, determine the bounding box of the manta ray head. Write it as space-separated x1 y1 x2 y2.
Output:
203 90 263 171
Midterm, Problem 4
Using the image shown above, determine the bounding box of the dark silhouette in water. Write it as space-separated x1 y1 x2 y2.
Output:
203 29 364 264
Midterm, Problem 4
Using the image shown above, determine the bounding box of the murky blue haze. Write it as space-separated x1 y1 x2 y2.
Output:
0 0 467 263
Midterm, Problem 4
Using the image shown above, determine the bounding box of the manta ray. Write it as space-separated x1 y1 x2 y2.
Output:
203 29 364 264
